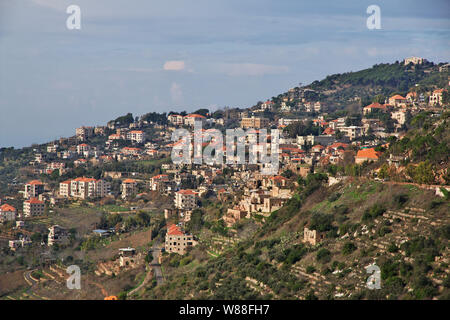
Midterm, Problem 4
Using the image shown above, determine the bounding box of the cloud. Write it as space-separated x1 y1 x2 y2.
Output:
163 60 185 71
30 0 68 11
170 82 183 104
216 63 289 76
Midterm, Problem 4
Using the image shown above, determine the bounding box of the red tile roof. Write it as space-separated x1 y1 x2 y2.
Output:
0 204 16 212
167 224 184 236
356 148 381 160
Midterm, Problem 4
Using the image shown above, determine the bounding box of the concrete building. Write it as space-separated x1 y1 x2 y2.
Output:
165 224 197 255
127 130 145 143
240 117 270 129
76 126 94 140
24 180 44 199
48 225 69 246
121 179 137 199
174 189 197 210
60 178 110 199
303 227 326 246
184 114 206 127
0 204 16 222
430 89 445 106
23 198 44 217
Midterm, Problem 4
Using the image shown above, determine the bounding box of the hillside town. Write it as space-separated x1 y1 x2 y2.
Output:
0 58 449 300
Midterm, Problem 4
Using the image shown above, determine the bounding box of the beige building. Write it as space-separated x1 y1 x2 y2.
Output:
121 179 137 199
23 198 44 217
430 89 445 106
127 130 145 143
174 189 197 210
404 56 427 65
240 117 270 129
303 227 326 246
0 204 16 222
48 225 69 246
168 114 184 126
165 224 197 255
391 110 406 125
76 126 94 140
184 114 206 127
60 177 110 199
24 180 44 199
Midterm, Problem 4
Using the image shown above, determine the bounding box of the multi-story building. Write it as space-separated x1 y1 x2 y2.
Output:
149 174 170 191
168 114 184 126
391 110 406 125
388 95 407 107
430 89 445 106
184 114 206 127
0 204 16 222
127 130 145 143
165 224 197 255
404 56 427 66
23 198 44 217
338 126 363 140
48 225 69 246
174 189 197 210
24 180 44 199
59 177 110 199
76 143 91 155
121 179 137 199
240 117 270 129
76 126 94 140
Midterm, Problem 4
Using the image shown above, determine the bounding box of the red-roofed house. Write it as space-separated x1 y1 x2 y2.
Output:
388 95 407 107
165 224 197 255
0 204 16 222
355 148 382 164
363 102 387 115
184 114 206 126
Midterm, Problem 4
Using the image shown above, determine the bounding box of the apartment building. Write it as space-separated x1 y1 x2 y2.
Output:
165 224 197 255
76 143 91 154
174 189 197 210
59 177 110 199
48 225 69 246
391 110 406 125
149 174 170 191
127 130 145 143
168 114 184 126
240 116 270 129
23 198 44 217
0 204 16 222
24 180 44 199
404 56 427 65
430 89 445 106
76 126 94 140
121 179 137 199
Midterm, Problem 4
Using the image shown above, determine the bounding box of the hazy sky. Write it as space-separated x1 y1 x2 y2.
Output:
0 0 449 148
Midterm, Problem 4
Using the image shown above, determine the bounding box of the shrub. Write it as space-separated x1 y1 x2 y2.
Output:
342 242 357 255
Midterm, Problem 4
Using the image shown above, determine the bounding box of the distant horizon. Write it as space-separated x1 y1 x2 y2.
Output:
1 56 448 150
1 0 449 148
